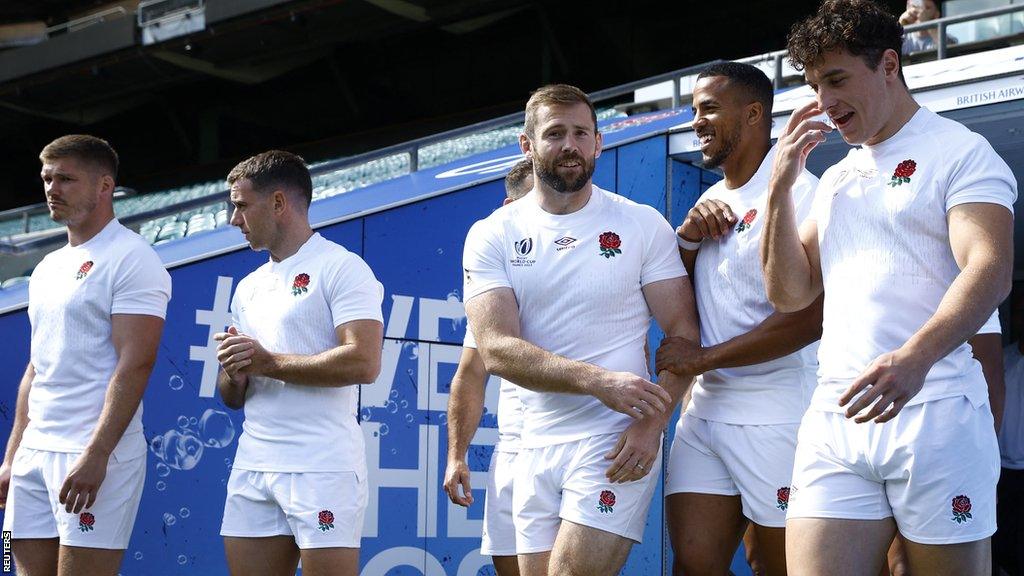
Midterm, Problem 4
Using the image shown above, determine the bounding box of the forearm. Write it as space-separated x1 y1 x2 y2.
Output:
969 332 1005 432
85 365 151 457
263 344 380 388
703 295 823 371
446 374 486 461
217 370 247 410
681 248 697 279
3 366 34 464
479 335 605 395
903 262 1010 369
762 186 817 311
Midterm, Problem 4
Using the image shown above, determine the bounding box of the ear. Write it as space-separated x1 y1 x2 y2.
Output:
881 48 902 83
272 190 287 215
747 101 765 127
502 197 514 206
99 174 115 196
519 132 533 157
594 131 603 160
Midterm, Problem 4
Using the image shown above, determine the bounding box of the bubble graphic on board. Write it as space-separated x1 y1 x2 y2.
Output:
386 401 398 414
198 409 236 448
163 513 176 526
179 507 190 518
177 416 189 429
168 375 184 391
360 408 372 422
134 552 143 560
390 389 399 399
403 341 419 360
156 462 170 477
379 424 389 436
177 555 188 565
404 414 414 423
156 481 166 491
189 417 198 426
399 399 408 409
150 429 204 471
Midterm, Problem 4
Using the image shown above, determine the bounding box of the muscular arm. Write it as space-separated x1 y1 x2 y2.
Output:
466 287 671 419
969 332 1005 432
443 347 489 506
703 295 824 372
761 195 823 312
217 319 383 388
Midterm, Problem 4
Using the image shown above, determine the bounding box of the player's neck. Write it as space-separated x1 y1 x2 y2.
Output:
721 138 772 190
66 210 114 247
268 224 314 263
535 181 593 215
865 91 920 146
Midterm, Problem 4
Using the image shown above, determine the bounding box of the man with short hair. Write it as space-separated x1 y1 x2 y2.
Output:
763 1 1015 574
655 61 823 576
215 150 384 576
0 135 171 575
443 158 533 576
464 84 699 576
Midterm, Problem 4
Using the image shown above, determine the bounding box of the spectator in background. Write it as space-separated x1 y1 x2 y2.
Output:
900 0 957 54
994 286 1024 576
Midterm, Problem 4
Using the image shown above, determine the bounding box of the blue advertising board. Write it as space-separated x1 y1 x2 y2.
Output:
0 107 735 575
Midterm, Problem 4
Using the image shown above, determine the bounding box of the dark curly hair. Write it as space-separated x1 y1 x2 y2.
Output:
787 0 904 81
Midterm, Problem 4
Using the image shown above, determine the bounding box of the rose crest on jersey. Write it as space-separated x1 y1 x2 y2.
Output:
598 232 622 258
76 260 94 280
951 495 972 524
292 273 310 296
736 209 758 233
318 509 335 531
597 490 616 513
776 486 790 511
889 159 916 187
78 512 95 532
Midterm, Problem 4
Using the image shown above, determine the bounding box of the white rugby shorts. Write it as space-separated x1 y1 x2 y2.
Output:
666 413 799 528
3 447 145 549
513 432 661 553
221 469 367 549
481 450 517 556
788 394 999 544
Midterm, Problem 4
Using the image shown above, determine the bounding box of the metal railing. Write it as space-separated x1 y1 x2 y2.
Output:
45 6 129 36
904 3 1024 60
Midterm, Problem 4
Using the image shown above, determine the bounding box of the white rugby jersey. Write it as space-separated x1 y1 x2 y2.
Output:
25 219 171 459
811 108 1016 411
230 233 383 473
463 186 686 447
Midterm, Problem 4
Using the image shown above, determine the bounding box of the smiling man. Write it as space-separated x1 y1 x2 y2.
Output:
0 135 171 576
762 1 1016 574
463 84 699 576
657 62 823 576
214 150 384 576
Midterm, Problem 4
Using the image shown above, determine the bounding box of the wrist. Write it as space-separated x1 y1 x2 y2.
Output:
676 235 703 251
83 444 113 459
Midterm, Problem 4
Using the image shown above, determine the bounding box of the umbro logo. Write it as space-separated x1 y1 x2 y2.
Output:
554 237 577 246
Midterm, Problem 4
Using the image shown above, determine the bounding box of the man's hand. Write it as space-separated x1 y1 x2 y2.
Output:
592 371 672 419
215 327 274 380
770 101 832 197
839 347 931 423
679 199 737 242
0 461 11 509
443 458 474 507
655 336 708 377
59 450 108 514
605 416 663 483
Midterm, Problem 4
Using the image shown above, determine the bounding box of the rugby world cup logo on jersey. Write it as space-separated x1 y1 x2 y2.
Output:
510 237 536 267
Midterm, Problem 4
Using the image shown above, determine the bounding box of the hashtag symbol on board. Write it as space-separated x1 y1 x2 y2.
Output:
189 276 235 398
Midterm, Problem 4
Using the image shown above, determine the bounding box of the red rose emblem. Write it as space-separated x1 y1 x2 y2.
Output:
79 512 95 532
776 486 790 511
597 489 616 513
736 209 758 233
598 232 622 258
317 509 335 531
75 260 94 280
292 273 311 296
951 494 973 524
889 159 916 187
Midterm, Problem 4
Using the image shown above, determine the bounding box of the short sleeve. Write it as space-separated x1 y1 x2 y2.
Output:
463 326 477 349
111 244 171 318
326 254 384 328
945 132 1017 214
979 310 1001 335
463 218 510 302
640 207 687 286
